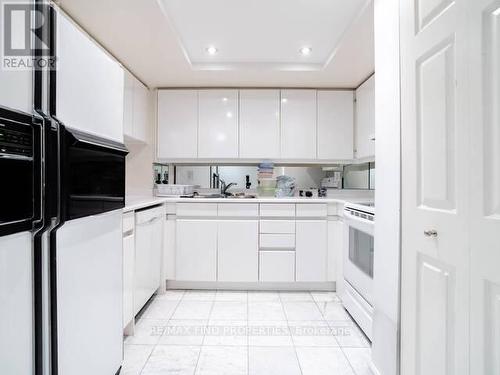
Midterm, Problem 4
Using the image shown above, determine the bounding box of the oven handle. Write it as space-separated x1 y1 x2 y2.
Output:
343 212 375 236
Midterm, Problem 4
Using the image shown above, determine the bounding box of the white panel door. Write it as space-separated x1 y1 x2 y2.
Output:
56 211 123 375
134 212 163 314
355 76 375 159
176 219 217 281
0 232 32 375
280 89 317 159
57 12 124 143
400 0 469 374
133 78 149 143
259 251 295 282
296 220 328 282
123 71 134 138
218 220 259 282
123 232 135 329
468 1 500 374
317 90 354 160
198 90 238 158
157 90 198 159
239 89 280 158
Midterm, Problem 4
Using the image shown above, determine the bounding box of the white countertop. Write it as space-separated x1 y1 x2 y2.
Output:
124 194 374 213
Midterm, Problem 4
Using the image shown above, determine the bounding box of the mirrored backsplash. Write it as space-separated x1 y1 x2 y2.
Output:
155 163 375 191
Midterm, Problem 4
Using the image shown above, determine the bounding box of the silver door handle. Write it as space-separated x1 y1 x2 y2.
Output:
424 229 438 237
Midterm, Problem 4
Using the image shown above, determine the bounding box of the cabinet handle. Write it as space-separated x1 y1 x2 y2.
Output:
424 229 438 238
137 216 161 226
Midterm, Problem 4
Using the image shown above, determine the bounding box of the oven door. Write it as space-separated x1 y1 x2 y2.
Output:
343 214 374 305
60 127 128 221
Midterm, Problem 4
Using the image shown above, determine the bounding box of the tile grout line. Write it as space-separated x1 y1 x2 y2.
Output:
138 290 185 375
192 291 217 375
311 292 361 375
279 291 304 375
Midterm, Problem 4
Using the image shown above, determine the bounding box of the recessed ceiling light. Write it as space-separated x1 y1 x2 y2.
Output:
226 112 233 118
281 98 288 103
222 97 228 102
206 46 218 55
299 46 312 56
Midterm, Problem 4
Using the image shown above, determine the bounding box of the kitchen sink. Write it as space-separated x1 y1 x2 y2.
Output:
180 193 257 199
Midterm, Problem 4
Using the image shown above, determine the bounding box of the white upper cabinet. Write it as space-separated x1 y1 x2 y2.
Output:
132 78 149 143
198 90 239 158
355 75 375 159
280 89 317 159
157 90 198 159
123 71 134 138
124 72 150 143
56 12 124 143
239 90 280 159
317 91 354 160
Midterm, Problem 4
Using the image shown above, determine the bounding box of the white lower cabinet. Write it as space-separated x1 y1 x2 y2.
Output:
134 208 163 314
175 220 218 281
218 220 259 282
122 231 135 329
259 251 296 282
296 220 328 282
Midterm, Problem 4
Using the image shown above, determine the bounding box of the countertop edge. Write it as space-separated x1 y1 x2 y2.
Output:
124 195 373 213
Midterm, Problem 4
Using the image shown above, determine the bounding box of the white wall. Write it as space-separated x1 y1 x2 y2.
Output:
372 0 401 374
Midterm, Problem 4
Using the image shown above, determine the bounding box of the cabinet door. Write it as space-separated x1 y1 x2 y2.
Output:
239 90 280 158
123 233 134 328
327 220 345 283
176 220 217 281
157 90 198 159
281 89 317 159
218 220 258 282
296 220 328 281
123 71 134 138
134 215 163 314
317 91 354 160
57 12 124 143
355 75 375 159
133 78 149 143
259 251 295 282
198 90 239 158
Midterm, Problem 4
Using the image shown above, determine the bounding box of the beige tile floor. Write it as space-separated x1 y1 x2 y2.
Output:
122 290 373 375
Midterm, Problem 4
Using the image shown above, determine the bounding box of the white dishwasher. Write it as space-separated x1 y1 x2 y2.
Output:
134 205 164 314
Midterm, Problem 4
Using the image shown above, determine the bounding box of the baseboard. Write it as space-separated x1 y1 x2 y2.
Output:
166 280 336 291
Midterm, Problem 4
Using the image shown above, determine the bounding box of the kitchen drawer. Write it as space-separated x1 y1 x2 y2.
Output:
260 203 295 217
260 220 295 234
123 212 135 234
260 233 295 249
176 203 218 217
218 203 259 217
296 204 328 218
259 251 295 282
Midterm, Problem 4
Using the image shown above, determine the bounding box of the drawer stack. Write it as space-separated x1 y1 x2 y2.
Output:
259 204 296 282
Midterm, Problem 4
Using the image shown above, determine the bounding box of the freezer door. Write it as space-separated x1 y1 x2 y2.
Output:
0 231 33 375
54 210 123 375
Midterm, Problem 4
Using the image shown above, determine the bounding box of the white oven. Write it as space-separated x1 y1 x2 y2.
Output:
342 202 375 340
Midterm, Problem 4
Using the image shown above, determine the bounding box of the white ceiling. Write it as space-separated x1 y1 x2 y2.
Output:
57 0 374 88
158 0 367 71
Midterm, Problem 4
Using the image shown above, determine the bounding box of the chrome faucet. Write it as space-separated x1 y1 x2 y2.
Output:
222 182 238 196
213 173 237 196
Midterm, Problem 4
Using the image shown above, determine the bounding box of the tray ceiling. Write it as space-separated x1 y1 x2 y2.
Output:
57 0 374 88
